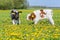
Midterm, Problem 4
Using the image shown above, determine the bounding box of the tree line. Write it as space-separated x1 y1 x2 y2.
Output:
0 0 29 9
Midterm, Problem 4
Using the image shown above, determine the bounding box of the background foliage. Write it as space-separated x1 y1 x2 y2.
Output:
0 0 29 9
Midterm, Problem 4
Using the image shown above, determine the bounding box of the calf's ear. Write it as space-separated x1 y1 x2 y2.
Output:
18 11 22 13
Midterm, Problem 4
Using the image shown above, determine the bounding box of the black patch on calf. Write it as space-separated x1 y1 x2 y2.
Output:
11 10 19 20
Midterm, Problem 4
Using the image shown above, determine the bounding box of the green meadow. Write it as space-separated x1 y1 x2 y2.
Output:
0 9 60 40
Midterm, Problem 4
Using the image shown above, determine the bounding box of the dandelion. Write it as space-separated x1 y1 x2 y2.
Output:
31 38 34 40
34 32 37 36
54 35 58 38
10 32 20 36
39 30 42 33
8 38 17 40
26 34 29 37
41 38 45 40
45 34 49 38
53 34 59 38
35 28 38 31
36 34 39 37
48 30 51 33
55 28 59 32
0 38 2 40
25 28 27 30
9 39 11 40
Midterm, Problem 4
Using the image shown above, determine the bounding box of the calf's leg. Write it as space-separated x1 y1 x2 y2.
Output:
34 19 40 24
48 17 54 25
15 19 19 25
12 19 16 25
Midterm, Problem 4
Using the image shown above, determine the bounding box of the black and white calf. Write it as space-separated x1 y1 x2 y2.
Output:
11 9 22 25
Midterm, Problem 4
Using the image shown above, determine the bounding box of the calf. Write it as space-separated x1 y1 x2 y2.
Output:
11 9 22 25
27 9 54 25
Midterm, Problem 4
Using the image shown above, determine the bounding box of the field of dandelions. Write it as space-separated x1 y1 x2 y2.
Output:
0 9 60 40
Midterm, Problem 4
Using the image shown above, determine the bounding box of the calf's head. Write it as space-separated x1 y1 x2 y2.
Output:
29 13 36 20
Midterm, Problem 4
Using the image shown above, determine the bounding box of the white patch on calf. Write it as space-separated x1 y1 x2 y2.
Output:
12 19 16 25
27 14 31 20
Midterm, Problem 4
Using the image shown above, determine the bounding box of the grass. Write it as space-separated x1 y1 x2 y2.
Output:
0 9 60 40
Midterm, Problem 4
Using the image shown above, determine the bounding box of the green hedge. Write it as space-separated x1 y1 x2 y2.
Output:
0 0 28 9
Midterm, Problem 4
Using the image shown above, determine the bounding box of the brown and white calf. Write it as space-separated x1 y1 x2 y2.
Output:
11 9 22 25
27 9 54 25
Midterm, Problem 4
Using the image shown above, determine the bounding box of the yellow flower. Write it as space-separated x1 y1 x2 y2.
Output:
9 39 11 40
55 28 59 32
26 34 29 36
0 38 2 40
41 38 45 40
31 38 34 40
11 32 20 36
35 28 38 31
38 30 42 34
11 32 16 35
9 38 18 40
53 34 59 38
54 35 58 38
48 30 51 33
25 28 27 30
34 32 37 36
36 34 39 37
45 34 49 38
